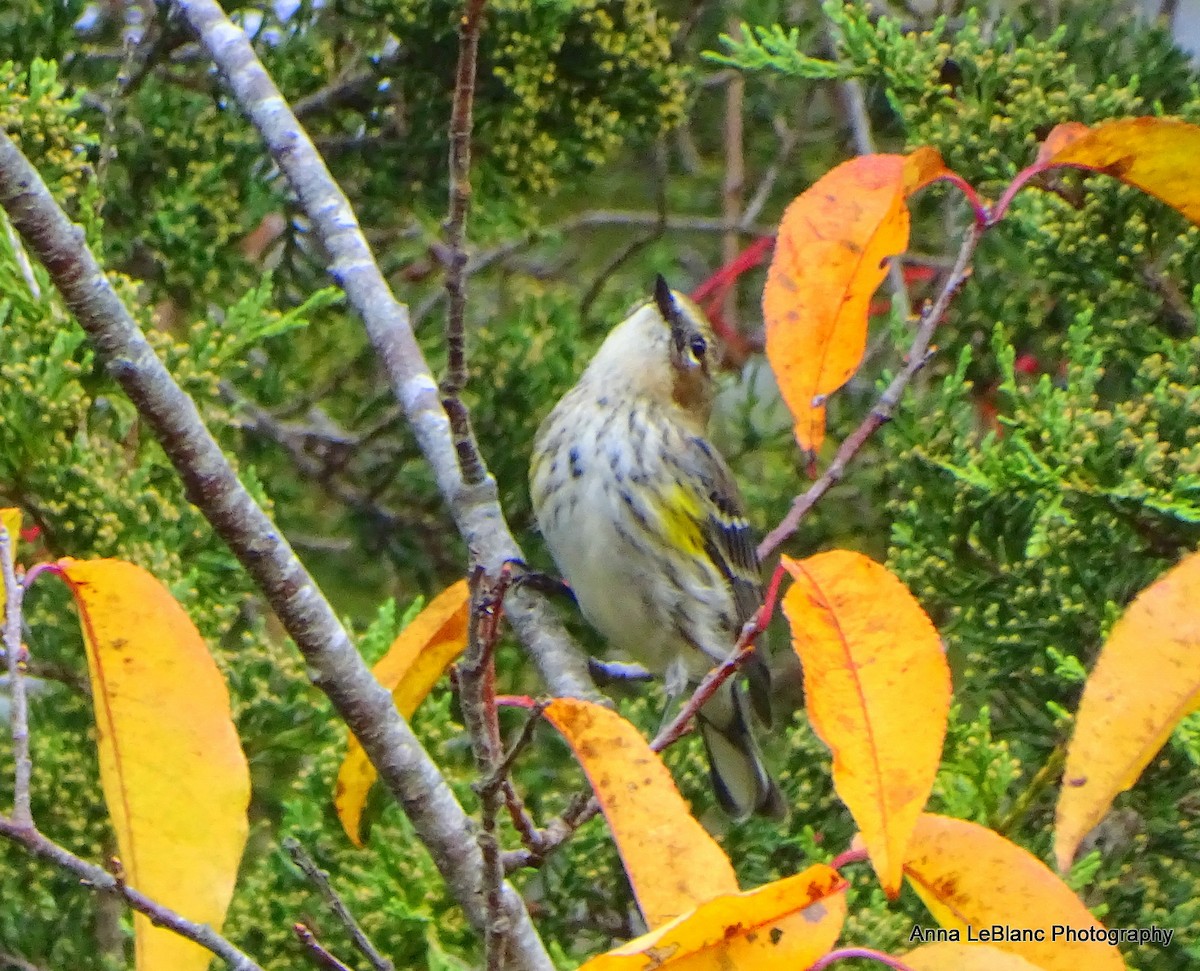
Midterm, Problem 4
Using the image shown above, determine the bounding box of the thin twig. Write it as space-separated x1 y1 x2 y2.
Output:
758 219 984 559
2 215 39 299
0 527 31 828
580 144 669 322
0 121 551 971
829 846 868 871
739 116 798 231
293 48 407 119
439 0 488 486
721 27 745 330
489 703 549 860
225 385 451 552
828 21 912 324
293 924 356 971
649 563 785 754
411 209 776 328
459 568 513 971
0 815 264 970
504 568 788 872
809 948 918 971
993 744 1066 838
283 838 394 971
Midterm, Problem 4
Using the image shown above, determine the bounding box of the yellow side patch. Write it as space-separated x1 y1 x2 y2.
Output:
659 483 706 558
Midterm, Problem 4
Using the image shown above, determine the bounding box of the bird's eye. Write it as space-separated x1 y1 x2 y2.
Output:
689 335 707 360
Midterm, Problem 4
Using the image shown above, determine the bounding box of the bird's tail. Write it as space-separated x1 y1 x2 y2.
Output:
697 677 785 821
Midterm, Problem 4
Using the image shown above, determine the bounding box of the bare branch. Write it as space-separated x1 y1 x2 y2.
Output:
721 28 745 329
809 947 918 971
0 815 264 971
0 130 551 971
293 49 407 120
439 0 489 486
170 0 598 708
293 924 358 971
0 527 31 827
826 17 911 323
459 569 513 971
283 837 394 971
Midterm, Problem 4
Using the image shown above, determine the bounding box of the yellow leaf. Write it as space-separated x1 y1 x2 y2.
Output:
578 864 847 971
905 942 1049 971
1055 551 1200 870
0 508 20 620
1037 118 1200 224
335 580 469 846
59 558 249 971
904 814 1125 971
781 551 949 896
762 149 949 453
542 698 738 928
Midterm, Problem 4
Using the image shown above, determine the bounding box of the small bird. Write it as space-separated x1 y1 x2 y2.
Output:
530 276 784 820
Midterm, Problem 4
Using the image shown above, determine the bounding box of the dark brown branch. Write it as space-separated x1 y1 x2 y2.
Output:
459 569 512 971
758 219 984 559
439 0 489 486
502 594 780 872
283 838 394 971
224 385 451 553
293 49 407 119
488 703 548 855
0 527 31 827
0 130 550 971
0 816 263 971
170 0 598 712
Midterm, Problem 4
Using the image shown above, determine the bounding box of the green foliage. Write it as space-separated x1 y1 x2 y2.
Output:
0 59 93 204
223 601 482 969
706 23 852 79
5 2 1200 969
706 2 1200 965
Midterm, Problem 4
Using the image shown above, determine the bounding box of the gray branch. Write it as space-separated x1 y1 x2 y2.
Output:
0 132 551 970
0 815 264 971
0 527 31 827
171 0 599 705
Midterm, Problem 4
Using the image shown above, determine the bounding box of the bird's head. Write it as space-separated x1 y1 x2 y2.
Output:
583 276 720 426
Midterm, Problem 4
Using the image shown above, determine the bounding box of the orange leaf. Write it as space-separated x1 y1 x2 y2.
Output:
577 864 848 971
1034 122 1090 166
335 580 469 846
542 698 738 928
781 551 949 896
905 942 1048 971
1038 118 1200 224
904 146 953 194
59 559 249 971
0 508 20 619
904 814 1125 971
763 150 943 453
1055 551 1200 870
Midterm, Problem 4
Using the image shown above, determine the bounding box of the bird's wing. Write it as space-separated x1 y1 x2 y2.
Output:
678 434 763 628
674 433 773 725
